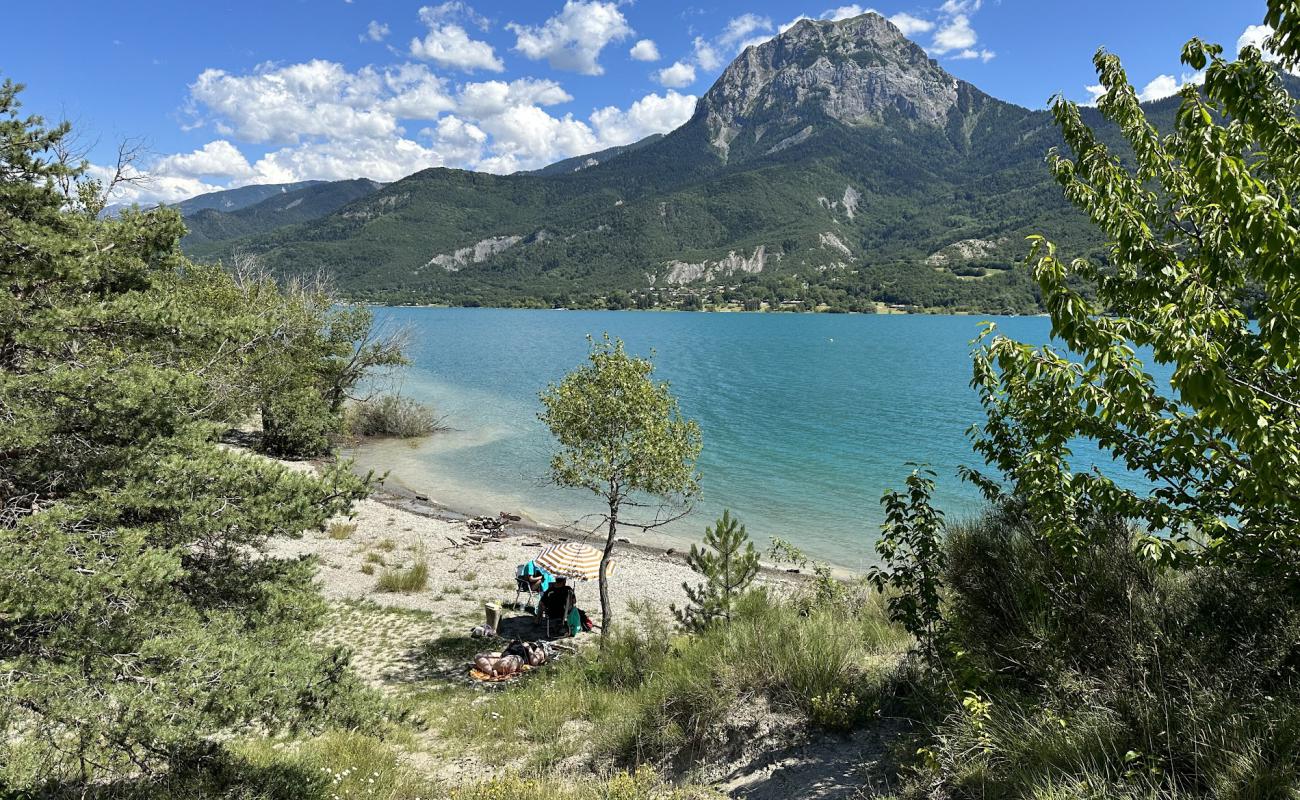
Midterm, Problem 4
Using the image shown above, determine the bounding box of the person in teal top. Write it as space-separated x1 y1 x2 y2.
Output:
520 560 554 599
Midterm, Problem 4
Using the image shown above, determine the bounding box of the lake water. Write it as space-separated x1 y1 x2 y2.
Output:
351 308 1156 570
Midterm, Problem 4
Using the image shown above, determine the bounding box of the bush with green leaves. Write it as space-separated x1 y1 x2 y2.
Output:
348 394 440 438
968 0 1300 579
673 510 760 631
868 467 946 670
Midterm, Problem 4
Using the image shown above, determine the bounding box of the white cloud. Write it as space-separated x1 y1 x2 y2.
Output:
90 162 225 207
1084 83 1105 105
822 5 873 22
411 3 504 72
424 115 488 164
457 77 572 118
589 90 696 144
889 12 934 37
1136 74 1178 102
940 0 981 13
629 39 660 61
692 36 723 70
1135 71 1204 102
508 1 633 75
656 60 697 88
250 137 442 184
718 13 773 49
952 48 995 62
1238 23 1273 55
1235 23 1300 74
152 140 254 179
362 20 390 43
931 14 976 54
190 60 417 144
125 34 704 201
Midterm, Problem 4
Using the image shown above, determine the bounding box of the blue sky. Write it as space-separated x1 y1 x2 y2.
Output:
3 0 1271 204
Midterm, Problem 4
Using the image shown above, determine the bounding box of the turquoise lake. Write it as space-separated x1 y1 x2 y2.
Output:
351 308 1160 570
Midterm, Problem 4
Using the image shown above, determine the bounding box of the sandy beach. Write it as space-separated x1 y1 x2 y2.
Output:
268 456 802 679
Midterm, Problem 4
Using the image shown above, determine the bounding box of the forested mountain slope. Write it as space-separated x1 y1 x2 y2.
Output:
178 12 1200 312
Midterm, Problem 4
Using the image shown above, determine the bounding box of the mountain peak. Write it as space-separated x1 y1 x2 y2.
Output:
694 11 965 159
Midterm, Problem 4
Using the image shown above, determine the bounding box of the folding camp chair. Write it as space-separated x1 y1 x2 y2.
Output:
540 585 576 639
513 564 539 610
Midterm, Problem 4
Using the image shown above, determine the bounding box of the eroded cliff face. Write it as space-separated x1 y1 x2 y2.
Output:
693 13 974 159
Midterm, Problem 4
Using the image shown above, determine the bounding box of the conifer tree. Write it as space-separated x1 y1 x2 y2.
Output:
674 510 760 630
0 80 377 788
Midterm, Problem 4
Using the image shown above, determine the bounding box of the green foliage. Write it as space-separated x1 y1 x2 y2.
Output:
916 505 1300 796
328 522 357 539
447 592 908 770
375 559 429 593
451 766 721 800
0 82 380 789
868 467 947 670
968 9 1300 577
673 510 760 630
347 394 440 438
539 334 701 637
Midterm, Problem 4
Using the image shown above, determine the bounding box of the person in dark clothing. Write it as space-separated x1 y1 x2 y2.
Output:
539 577 576 637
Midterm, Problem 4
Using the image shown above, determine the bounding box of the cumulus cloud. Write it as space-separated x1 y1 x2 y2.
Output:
190 60 418 144
629 39 660 61
589 90 696 144
1136 74 1179 102
176 54 701 184
1238 23 1273 55
457 77 572 118
822 5 873 22
692 36 723 70
889 12 934 37
508 1 633 75
152 140 254 179
1084 83 1105 105
410 3 504 72
718 13 773 49
951 48 995 62
1135 71 1203 102
362 20 390 43
656 60 697 88
931 14 976 54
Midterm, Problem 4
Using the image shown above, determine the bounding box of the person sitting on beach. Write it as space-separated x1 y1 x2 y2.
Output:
521 560 553 594
540 577 577 634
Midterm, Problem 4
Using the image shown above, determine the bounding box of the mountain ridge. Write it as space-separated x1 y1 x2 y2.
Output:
176 12 1197 312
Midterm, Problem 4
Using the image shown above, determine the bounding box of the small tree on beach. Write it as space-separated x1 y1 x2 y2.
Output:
539 334 702 641
674 510 760 631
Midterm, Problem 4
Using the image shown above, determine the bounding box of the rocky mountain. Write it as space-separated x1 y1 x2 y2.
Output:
175 12 1192 312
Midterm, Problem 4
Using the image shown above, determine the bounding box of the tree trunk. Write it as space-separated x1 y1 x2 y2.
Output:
599 501 618 644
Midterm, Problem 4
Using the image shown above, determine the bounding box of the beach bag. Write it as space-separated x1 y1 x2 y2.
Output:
579 609 594 632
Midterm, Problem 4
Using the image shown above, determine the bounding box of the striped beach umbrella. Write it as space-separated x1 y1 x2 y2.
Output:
533 541 609 581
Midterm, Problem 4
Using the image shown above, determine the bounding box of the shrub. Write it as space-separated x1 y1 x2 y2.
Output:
327 522 357 540
376 560 428 593
918 505 1300 796
348 394 440 438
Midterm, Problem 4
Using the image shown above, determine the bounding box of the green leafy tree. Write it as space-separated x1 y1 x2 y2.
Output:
868 467 946 669
0 81 374 788
230 260 408 458
968 2 1300 579
539 334 702 640
673 510 760 630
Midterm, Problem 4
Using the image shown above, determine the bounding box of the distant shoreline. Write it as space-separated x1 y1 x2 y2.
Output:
330 444 846 580
349 301 1047 317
